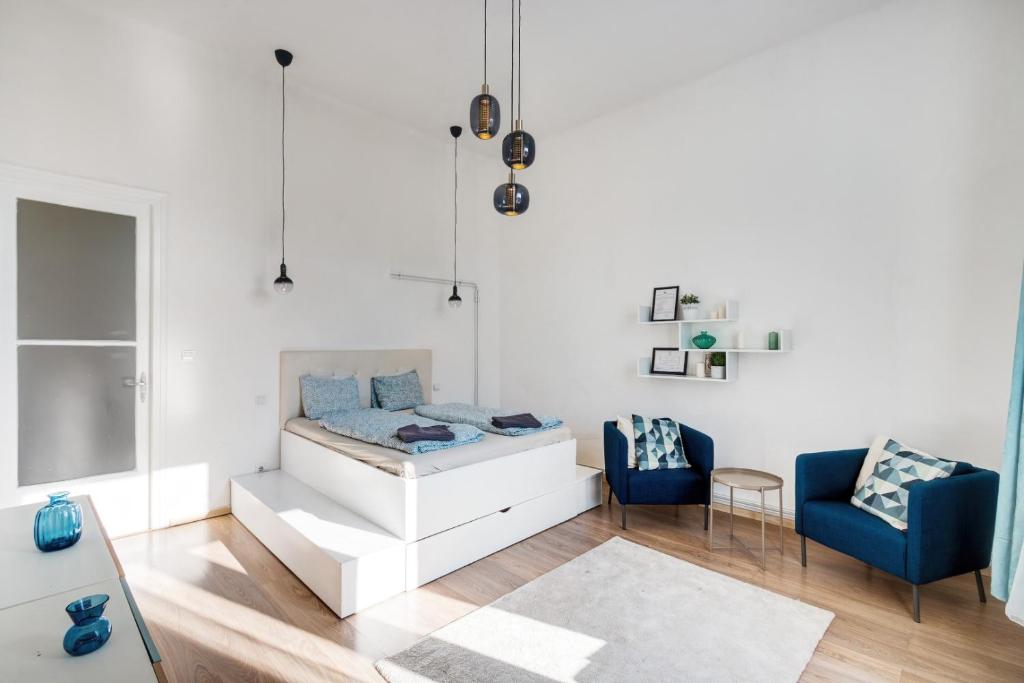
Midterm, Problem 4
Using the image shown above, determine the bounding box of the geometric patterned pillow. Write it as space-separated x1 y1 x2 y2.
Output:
632 415 689 471
850 438 956 531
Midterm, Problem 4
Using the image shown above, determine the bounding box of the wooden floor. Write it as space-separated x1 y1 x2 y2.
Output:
114 494 1024 682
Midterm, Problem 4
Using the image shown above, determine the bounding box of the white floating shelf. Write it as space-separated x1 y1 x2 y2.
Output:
637 358 734 383
688 348 790 354
637 300 738 325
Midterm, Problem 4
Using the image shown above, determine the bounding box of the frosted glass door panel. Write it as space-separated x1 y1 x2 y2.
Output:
17 199 136 341
18 346 136 486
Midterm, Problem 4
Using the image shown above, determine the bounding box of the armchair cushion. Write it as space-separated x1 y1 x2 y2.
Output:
616 415 637 468
633 414 688 471
628 467 705 505
802 500 907 578
851 444 956 531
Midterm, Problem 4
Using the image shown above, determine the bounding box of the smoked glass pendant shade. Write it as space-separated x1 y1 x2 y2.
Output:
502 123 535 170
493 174 529 216
448 284 463 309
470 85 500 140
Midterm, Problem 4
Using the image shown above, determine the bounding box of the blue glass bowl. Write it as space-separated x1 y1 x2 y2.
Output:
64 593 112 656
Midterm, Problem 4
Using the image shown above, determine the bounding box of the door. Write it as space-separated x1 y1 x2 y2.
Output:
0 181 152 538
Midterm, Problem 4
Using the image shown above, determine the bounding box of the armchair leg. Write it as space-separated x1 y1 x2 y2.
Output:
975 570 987 603
621 504 628 530
800 535 806 567
912 584 921 623
607 486 613 506
704 504 709 531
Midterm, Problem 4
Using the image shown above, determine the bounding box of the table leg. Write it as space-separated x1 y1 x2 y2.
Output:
778 487 784 558
760 487 766 570
707 476 714 550
729 486 734 540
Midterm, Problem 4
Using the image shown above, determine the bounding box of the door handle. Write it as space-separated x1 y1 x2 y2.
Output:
122 373 147 403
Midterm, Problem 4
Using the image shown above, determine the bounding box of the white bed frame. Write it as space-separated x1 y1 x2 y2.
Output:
230 349 602 617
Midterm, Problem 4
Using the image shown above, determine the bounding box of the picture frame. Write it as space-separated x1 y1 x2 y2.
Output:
650 285 680 322
650 347 688 375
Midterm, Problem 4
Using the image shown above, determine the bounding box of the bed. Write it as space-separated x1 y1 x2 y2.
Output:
248 349 598 606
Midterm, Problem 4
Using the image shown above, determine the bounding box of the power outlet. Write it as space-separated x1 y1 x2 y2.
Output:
432 383 441 392
256 465 265 474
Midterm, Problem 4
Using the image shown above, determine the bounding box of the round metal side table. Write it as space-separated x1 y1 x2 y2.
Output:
707 467 784 570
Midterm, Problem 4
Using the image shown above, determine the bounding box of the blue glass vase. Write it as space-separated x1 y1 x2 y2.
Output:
63 594 112 656
33 492 83 552
691 330 717 350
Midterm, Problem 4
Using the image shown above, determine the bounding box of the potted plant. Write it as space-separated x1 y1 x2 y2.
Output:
710 352 726 380
680 293 700 320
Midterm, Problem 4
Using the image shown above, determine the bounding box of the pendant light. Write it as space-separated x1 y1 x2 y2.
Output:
493 0 529 216
502 0 535 170
273 48 294 294
448 126 463 308
469 0 500 139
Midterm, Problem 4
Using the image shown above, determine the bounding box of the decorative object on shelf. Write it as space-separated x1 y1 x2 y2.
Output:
680 293 700 320
650 286 679 322
447 126 463 309
651 347 688 376
691 330 716 350
33 491 82 552
710 352 726 380
469 0 500 139
702 353 712 378
768 331 780 351
272 48 295 294
63 593 112 657
502 0 535 170
734 330 746 349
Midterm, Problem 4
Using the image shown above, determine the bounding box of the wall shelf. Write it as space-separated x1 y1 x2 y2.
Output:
635 298 792 383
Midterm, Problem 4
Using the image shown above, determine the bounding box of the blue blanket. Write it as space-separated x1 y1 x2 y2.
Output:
319 408 483 454
414 403 563 436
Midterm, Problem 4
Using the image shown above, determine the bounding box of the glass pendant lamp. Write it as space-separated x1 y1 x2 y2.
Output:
469 0 500 139
502 0 536 170
448 126 463 308
493 171 530 216
273 48 294 294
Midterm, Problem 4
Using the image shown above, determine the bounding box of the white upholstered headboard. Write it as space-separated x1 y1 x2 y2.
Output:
279 349 432 427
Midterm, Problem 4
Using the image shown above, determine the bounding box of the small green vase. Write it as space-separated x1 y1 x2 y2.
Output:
691 330 716 349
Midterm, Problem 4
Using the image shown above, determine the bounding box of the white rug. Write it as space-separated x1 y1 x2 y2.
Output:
376 537 833 682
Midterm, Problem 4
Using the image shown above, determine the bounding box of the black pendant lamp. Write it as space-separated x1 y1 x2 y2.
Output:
469 0 500 139
502 0 535 170
273 48 294 294
494 0 529 216
448 126 463 308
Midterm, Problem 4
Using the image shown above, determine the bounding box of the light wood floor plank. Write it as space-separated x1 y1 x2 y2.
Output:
114 490 1024 682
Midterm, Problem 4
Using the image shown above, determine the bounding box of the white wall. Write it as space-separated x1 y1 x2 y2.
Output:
498 0 1024 511
0 1 500 527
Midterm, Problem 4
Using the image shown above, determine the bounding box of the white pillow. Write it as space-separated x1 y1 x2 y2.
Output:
616 415 638 468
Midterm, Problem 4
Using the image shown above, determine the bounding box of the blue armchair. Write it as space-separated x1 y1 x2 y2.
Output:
795 448 999 622
603 420 714 530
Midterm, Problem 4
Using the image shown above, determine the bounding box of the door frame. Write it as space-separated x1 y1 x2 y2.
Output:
0 162 166 533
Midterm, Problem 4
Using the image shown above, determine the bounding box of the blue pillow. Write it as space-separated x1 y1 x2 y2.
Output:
372 370 424 411
300 375 359 419
632 414 689 471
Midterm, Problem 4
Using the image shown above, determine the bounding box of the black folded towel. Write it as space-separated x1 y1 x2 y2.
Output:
397 424 455 443
491 413 543 429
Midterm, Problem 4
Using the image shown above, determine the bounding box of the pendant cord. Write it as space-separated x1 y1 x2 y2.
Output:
453 135 458 285
517 0 522 122
509 0 514 134
483 0 488 84
280 63 287 265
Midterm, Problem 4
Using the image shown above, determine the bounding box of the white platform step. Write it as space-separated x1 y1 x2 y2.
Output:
231 470 405 618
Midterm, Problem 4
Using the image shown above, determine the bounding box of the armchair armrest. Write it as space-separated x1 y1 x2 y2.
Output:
680 424 714 504
603 421 629 504
794 448 867 534
906 468 999 585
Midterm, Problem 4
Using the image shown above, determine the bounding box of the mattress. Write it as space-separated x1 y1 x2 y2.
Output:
285 417 573 479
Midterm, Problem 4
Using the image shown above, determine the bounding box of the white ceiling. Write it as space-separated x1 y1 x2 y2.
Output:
83 0 889 140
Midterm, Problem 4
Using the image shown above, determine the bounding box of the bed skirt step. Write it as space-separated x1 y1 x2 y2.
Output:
230 471 406 618
230 465 603 618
